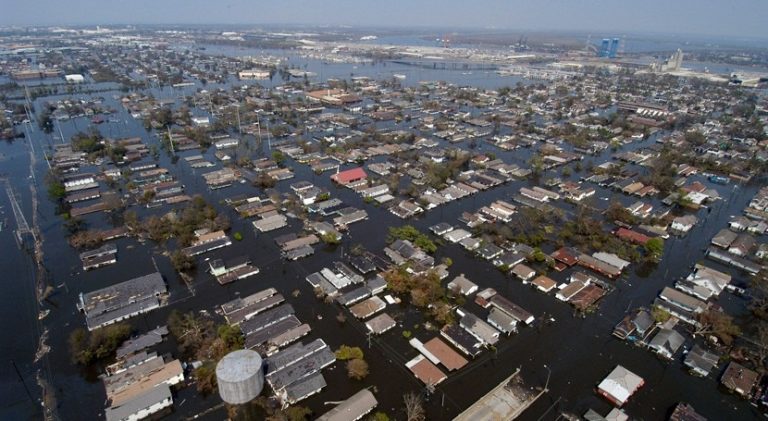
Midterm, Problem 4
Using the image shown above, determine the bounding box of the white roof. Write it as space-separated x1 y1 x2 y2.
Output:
597 365 643 405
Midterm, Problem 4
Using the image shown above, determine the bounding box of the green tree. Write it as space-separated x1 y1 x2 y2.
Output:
645 237 664 258
171 250 195 273
335 345 364 360
68 323 132 365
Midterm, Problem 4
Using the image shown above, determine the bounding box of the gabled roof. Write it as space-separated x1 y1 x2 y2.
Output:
331 167 367 184
597 365 644 405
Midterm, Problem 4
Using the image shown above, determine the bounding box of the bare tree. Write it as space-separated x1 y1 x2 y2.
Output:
403 391 425 421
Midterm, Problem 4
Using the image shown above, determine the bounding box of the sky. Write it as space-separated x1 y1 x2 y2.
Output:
2 0 767 39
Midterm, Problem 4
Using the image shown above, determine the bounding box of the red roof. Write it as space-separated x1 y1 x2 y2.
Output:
331 167 367 184
615 227 650 245
551 247 578 266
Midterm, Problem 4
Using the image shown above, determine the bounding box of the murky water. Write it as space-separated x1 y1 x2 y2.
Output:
0 57 762 421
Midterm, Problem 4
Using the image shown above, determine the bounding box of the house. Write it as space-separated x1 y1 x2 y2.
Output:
647 329 685 359
430 223 454 236
477 243 503 260
615 227 651 246
596 365 644 407
487 307 518 335
675 264 730 301
331 167 367 185
721 361 759 398
105 384 173 421
583 408 629 421
551 247 579 268
711 228 738 248
612 309 654 341
493 251 526 268
510 263 536 282
656 287 707 325
683 345 719 377
474 288 497 308
316 389 378 421
531 276 557 293
728 234 756 257
457 310 500 345
729 216 751 231
668 403 707 421
671 215 698 234
447 274 478 296
592 252 630 271
444 229 472 243
557 280 588 302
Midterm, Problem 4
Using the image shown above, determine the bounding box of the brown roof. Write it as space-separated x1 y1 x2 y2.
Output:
721 362 759 396
423 337 467 371
532 276 557 292
569 284 606 310
551 247 578 266
407 355 447 385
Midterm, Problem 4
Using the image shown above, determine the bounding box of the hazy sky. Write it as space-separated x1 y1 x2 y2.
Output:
2 0 767 39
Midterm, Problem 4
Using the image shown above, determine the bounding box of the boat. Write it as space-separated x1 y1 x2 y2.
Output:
38 309 50 320
393 73 406 80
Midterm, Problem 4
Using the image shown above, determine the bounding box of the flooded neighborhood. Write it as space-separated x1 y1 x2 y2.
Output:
1 13 768 421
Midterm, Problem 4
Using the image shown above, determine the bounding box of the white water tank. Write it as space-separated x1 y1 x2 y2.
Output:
216 349 264 404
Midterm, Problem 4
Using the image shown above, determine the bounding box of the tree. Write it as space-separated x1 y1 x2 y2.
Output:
171 250 195 273
217 324 244 350
46 177 66 200
68 323 132 365
694 309 741 345
645 237 665 258
651 305 671 323
320 232 340 245
272 150 286 165
283 406 312 421
168 310 215 359
403 392 425 421
347 358 369 380
194 361 218 395
335 345 364 360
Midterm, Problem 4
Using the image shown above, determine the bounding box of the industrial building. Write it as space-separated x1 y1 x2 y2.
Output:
216 349 265 405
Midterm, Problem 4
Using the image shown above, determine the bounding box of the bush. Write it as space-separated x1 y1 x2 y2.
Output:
233 231 243 241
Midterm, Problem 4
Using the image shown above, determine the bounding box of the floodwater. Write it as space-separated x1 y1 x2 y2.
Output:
0 56 762 421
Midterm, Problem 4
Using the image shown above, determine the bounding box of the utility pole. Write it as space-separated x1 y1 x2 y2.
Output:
235 105 242 135
57 120 66 145
11 360 34 404
167 126 175 155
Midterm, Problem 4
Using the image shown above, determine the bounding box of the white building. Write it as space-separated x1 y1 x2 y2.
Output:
65 74 85 83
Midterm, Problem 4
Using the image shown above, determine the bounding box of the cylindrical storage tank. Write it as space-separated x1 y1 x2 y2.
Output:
216 349 264 404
